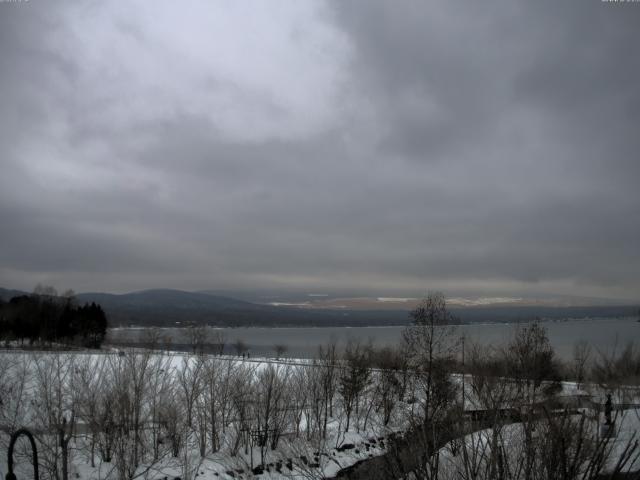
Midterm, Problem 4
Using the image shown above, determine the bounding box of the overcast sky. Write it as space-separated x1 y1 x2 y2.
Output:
1 0 639 299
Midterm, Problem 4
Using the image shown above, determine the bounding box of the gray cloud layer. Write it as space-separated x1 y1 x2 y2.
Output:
1 0 639 299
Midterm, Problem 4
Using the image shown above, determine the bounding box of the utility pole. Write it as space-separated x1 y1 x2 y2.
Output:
461 334 465 413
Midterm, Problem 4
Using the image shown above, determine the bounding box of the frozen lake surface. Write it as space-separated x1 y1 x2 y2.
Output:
107 317 639 359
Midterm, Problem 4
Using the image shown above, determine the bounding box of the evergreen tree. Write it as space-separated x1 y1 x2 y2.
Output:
0 293 108 348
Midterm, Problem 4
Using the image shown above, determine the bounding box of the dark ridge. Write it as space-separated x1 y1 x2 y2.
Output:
1 287 637 327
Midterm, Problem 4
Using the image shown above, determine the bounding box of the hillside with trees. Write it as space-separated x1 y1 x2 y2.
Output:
1 287 637 328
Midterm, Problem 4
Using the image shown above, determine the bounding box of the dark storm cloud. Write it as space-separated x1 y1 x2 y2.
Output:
0 0 638 299
326 0 640 296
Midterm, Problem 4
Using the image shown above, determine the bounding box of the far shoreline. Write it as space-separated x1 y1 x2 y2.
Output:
107 315 638 330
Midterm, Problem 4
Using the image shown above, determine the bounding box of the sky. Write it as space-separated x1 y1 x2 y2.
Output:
0 0 639 300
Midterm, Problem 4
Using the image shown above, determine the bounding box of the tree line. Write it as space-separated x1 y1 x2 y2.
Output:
0 285 107 348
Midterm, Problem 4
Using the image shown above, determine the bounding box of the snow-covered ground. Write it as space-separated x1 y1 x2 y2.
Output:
0 349 638 479
0 350 406 480
437 410 640 479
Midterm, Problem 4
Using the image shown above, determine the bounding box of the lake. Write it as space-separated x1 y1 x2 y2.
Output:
107 317 639 360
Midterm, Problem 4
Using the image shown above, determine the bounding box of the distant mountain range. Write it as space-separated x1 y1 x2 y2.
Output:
1 287 637 327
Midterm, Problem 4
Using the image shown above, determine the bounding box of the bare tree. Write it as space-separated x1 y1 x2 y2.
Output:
146 353 174 461
75 355 110 468
253 363 291 464
592 341 640 404
505 322 560 480
160 397 185 458
0 354 31 440
201 357 238 453
177 355 204 429
338 340 372 432
274 343 288 360
229 362 257 456
316 340 338 439
507 322 560 408
233 339 248 357
305 358 326 440
32 353 78 480
106 349 167 480
463 342 521 479
186 323 210 354
371 346 405 426
571 340 592 389
211 330 227 356
289 366 310 438
441 408 640 480
440 336 640 480
403 292 459 423
393 292 461 479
